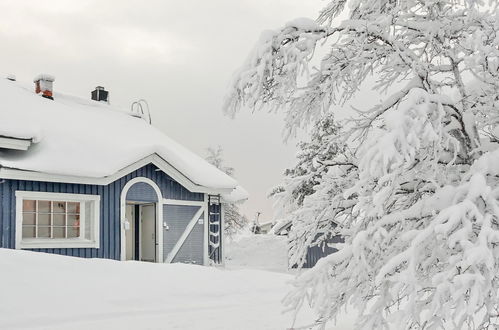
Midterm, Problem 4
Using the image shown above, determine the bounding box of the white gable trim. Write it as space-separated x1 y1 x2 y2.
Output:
203 194 209 266
0 136 32 151
0 153 234 195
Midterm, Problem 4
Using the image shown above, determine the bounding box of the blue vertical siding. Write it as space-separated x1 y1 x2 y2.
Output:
301 234 343 268
0 163 203 260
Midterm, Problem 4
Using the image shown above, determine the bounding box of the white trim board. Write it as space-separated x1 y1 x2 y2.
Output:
0 137 32 151
203 194 209 266
163 199 205 207
0 153 234 195
165 206 206 264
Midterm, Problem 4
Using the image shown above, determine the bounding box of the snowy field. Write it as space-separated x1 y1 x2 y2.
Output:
0 235 355 330
225 233 290 272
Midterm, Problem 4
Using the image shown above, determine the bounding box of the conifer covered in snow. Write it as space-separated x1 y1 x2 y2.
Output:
225 0 499 328
206 146 249 236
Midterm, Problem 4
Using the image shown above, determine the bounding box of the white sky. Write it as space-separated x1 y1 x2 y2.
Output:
0 0 323 221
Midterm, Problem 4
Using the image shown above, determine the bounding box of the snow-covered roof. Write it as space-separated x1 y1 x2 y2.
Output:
0 78 247 198
270 219 292 235
221 185 249 203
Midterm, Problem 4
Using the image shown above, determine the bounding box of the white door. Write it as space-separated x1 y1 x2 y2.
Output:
125 205 136 261
140 204 156 262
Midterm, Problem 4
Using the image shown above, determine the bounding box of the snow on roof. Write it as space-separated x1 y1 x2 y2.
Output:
0 78 245 194
0 117 42 142
33 73 55 82
221 185 249 203
270 219 292 235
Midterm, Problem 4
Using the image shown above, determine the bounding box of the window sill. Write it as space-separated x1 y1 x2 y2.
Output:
19 238 99 249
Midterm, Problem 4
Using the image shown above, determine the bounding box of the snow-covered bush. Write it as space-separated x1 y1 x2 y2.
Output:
225 0 499 329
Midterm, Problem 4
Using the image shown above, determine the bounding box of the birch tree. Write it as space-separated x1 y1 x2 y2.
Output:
206 146 248 236
224 0 499 328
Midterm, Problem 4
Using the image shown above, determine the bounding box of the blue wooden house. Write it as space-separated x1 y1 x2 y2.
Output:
0 75 247 265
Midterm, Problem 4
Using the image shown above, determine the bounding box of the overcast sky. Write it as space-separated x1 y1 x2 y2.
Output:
0 0 323 222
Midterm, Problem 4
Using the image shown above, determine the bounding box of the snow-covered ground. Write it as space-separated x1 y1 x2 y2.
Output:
225 233 290 272
0 234 355 330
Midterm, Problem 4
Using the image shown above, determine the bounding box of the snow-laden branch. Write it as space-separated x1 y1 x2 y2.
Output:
225 0 499 328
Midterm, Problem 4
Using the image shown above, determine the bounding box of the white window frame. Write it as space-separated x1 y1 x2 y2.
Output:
15 191 100 249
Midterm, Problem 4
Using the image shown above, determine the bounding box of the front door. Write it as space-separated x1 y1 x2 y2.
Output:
140 204 156 262
125 204 137 261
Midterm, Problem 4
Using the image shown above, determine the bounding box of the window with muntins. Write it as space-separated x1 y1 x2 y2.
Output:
16 192 100 249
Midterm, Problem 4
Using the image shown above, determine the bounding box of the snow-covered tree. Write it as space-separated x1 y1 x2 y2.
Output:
206 146 248 236
225 0 499 329
270 113 356 256
271 113 345 210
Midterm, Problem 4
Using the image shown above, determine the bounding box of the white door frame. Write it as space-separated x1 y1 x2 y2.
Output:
139 203 156 262
120 177 163 262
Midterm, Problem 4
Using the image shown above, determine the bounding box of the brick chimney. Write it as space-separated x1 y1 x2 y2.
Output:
33 74 55 100
91 86 109 103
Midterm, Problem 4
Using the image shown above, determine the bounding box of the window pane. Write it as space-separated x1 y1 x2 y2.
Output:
23 200 36 212
67 226 80 238
67 214 80 226
67 202 80 214
38 214 51 226
38 201 51 213
22 226 36 238
53 214 65 226
19 196 96 244
38 226 50 238
53 201 66 214
23 213 36 225
53 227 65 239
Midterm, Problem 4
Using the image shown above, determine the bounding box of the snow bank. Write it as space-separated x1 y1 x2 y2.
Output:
0 248 321 330
0 237 357 329
225 233 290 273
0 79 238 190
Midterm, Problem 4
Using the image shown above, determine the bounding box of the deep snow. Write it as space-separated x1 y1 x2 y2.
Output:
225 233 290 272
0 249 301 330
0 235 356 329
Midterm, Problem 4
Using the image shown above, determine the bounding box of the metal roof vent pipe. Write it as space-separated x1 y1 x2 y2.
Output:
91 86 109 104
33 74 55 100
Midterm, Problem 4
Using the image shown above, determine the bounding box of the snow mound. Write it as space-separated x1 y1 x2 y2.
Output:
0 248 322 330
225 233 289 272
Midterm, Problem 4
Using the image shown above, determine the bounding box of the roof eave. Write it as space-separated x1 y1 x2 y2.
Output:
0 136 32 151
0 153 234 195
